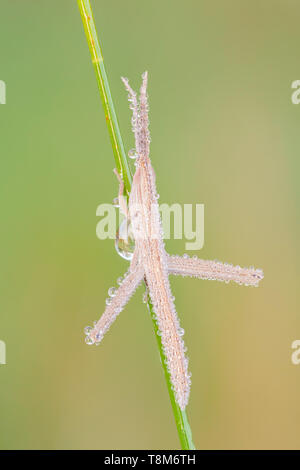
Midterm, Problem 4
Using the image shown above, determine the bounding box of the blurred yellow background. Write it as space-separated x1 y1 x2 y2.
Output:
0 0 299 449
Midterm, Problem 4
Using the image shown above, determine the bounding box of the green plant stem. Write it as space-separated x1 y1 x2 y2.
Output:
146 288 195 450
77 0 195 450
77 0 131 197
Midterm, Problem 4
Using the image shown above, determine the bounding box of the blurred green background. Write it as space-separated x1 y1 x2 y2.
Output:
0 0 300 449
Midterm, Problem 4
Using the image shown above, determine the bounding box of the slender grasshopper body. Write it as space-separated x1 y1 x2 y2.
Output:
85 72 263 410
130 153 191 409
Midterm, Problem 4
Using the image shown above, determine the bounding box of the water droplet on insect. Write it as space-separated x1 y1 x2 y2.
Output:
128 148 138 159
183 253 189 259
84 326 93 335
115 218 135 261
85 335 94 345
95 331 103 345
106 297 112 306
117 276 123 285
178 327 185 336
112 197 119 208
108 287 116 297
142 291 148 303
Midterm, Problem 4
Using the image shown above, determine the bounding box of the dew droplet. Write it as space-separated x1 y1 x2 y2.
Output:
128 148 138 159
183 253 189 259
108 287 117 297
115 218 135 260
117 276 123 285
85 335 94 345
178 327 185 336
106 297 112 306
95 331 103 344
84 326 93 335
112 197 119 208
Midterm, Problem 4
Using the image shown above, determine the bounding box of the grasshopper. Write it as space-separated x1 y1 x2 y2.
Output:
85 72 264 410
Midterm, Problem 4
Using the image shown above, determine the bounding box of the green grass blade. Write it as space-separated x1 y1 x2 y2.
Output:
147 291 195 450
77 0 131 196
